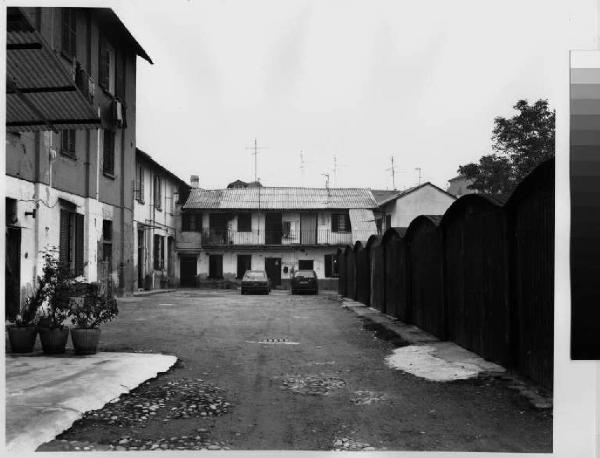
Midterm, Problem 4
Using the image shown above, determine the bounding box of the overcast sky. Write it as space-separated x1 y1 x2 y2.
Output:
115 0 561 191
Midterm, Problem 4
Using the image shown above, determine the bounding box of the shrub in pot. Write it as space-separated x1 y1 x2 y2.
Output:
70 282 118 355
35 250 75 354
7 296 39 353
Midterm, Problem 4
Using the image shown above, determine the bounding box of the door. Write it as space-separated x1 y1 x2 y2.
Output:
300 213 317 244
298 259 314 270
5 227 21 321
265 257 281 286
265 213 283 244
180 256 197 287
209 254 224 279
237 254 252 279
137 229 144 286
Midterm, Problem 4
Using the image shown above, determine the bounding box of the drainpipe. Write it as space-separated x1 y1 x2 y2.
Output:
96 108 101 201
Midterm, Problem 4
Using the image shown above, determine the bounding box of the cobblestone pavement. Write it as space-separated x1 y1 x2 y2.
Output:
38 289 552 452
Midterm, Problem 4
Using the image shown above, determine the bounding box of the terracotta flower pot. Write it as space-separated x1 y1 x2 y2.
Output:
38 327 70 354
71 328 101 355
7 326 37 353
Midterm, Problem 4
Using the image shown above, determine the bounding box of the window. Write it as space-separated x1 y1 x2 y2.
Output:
324 254 339 278
135 165 144 203
331 213 351 233
61 8 76 58
153 234 165 270
298 260 314 270
61 130 76 158
385 214 392 230
182 213 201 232
154 175 162 210
102 220 112 263
59 207 84 276
98 39 113 92
103 130 115 175
238 214 251 232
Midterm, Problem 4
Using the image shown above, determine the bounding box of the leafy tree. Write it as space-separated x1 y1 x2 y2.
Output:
458 99 555 194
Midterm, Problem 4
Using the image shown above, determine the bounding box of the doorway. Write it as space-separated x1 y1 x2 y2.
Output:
137 228 144 286
265 257 281 286
237 254 252 279
265 213 283 245
5 226 21 321
180 256 198 287
209 254 224 279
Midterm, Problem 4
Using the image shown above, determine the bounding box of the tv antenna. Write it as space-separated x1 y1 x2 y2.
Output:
386 156 397 190
321 172 330 189
415 167 422 186
245 138 268 182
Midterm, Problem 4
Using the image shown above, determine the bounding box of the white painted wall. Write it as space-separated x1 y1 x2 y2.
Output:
382 185 455 229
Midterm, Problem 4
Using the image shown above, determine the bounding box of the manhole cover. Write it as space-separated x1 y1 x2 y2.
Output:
256 338 299 345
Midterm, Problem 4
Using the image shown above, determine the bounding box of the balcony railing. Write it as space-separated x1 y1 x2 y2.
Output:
195 228 357 247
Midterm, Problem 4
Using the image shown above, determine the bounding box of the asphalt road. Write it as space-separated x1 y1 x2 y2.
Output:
39 289 552 452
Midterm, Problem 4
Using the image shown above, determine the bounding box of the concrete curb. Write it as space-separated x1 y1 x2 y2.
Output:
133 289 177 297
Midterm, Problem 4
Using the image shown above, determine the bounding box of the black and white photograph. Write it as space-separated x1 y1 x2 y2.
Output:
2 0 599 456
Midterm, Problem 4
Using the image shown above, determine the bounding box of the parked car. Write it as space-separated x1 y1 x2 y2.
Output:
290 270 319 295
241 270 271 295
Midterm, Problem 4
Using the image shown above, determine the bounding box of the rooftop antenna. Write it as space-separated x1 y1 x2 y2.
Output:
321 172 330 189
415 167 422 186
386 156 397 190
245 138 268 183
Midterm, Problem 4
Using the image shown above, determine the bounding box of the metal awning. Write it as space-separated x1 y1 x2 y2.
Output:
6 8 101 132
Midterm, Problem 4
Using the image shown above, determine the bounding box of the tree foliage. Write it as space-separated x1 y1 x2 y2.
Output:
458 99 555 195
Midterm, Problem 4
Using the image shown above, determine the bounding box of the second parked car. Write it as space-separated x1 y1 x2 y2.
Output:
290 270 319 295
241 270 271 295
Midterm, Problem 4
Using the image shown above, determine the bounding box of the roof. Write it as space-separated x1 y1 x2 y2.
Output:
375 182 456 207
136 148 189 188
183 187 378 210
95 9 153 64
371 189 400 205
6 7 101 132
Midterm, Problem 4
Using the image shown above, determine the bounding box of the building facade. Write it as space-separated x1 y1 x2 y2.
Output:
374 183 457 231
177 187 379 290
5 7 152 318
446 175 477 198
133 149 189 290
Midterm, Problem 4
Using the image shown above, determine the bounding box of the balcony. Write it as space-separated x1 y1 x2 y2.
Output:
177 228 360 249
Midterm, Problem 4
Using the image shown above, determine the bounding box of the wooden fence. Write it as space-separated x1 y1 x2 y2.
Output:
338 158 554 390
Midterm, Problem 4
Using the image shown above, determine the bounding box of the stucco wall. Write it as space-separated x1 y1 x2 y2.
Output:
385 186 455 228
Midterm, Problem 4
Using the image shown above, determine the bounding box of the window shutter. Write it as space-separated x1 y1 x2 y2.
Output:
75 213 84 275
140 167 145 202
161 237 165 269
153 235 160 270
324 255 332 278
59 210 70 267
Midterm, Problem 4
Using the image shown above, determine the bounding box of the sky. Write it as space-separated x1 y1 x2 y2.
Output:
114 0 562 191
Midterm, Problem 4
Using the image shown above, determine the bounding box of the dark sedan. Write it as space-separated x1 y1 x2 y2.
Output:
241 270 271 295
290 270 319 295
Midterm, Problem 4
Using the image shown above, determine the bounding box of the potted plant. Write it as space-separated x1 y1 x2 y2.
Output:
69 282 118 355
36 250 75 354
7 296 39 353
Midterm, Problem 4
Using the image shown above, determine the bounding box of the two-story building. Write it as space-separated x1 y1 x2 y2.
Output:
177 186 379 289
133 148 189 290
5 7 152 317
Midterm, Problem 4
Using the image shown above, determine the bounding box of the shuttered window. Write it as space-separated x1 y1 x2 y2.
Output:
136 165 145 203
98 39 111 91
331 213 351 233
103 130 115 175
59 208 84 275
61 8 77 58
154 176 162 210
61 130 76 158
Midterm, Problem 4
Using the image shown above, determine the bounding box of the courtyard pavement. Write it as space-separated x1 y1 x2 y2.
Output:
9 289 551 452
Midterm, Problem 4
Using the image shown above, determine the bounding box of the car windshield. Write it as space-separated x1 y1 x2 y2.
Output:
244 271 266 280
294 270 315 278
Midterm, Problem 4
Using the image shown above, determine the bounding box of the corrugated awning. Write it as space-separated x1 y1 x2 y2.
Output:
6 8 101 132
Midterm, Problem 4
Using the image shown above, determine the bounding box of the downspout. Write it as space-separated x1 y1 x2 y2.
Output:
96 108 101 201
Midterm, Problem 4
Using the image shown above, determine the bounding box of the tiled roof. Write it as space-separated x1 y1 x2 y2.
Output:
371 189 400 205
183 187 378 210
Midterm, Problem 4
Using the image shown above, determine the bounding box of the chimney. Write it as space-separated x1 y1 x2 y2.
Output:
190 175 199 188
